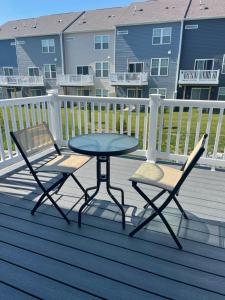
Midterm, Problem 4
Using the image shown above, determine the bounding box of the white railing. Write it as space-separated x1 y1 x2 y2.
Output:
179 70 220 84
57 74 94 86
0 76 44 87
0 92 225 169
110 72 149 86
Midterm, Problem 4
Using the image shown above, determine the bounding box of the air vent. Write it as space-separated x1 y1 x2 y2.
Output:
13 26 17 29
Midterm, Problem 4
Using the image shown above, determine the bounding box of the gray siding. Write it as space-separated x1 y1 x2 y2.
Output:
179 19 225 100
16 35 62 89
115 22 182 98
0 39 17 71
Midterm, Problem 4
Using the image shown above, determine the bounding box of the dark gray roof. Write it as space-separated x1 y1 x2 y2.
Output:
116 0 191 26
186 0 225 20
64 7 126 33
0 12 83 40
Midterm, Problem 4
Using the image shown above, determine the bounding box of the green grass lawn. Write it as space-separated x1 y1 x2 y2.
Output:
1 105 225 155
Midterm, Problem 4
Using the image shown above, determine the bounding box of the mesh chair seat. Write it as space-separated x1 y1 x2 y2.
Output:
130 162 182 191
38 154 91 174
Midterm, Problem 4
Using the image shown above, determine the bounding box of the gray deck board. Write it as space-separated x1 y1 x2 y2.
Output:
1 155 225 299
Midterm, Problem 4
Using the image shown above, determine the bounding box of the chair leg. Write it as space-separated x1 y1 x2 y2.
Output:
71 173 89 197
55 174 69 194
31 193 46 215
46 192 70 224
172 195 188 219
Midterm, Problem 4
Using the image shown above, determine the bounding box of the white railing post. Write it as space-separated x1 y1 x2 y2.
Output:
146 94 161 162
47 90 62 146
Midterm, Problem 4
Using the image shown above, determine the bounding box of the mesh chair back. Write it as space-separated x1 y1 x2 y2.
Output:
12 123 55 157
183 134 207 172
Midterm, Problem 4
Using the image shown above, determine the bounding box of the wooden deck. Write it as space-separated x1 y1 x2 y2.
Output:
1 153 225 299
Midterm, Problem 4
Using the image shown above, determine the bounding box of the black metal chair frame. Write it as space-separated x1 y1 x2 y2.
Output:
10 131 88 224
129 134 208 249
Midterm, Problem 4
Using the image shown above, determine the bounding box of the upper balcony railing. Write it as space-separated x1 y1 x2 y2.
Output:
57 74 94 87
110 72 149 86
179 70 220 85
0 92 225 170
0 76 44 87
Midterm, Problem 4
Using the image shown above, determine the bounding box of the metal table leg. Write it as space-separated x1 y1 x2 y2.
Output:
78 156 125 228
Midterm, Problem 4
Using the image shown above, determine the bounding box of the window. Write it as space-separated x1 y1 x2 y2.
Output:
152 27 172 45
117 30 128 35
28 67 40 76
74 88 90 96
41 39 55 53
31 89 42 96
77 66 89 75
128 62 144 73
95 62 109 77
191 88 210 100
217 87 225 100
3 67 13 76
127 88 143 98
222 55 225 74
0 87 3 99
43 64 56 79
96 88 108 97
150 58 169 76
95 35 109 50
194 59 214 70
149 88 167 99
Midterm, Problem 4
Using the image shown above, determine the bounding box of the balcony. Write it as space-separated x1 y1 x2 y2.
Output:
110 72 149 86
57 74 94 87
179 70 220 85
0 93 225 298
0 75 44 87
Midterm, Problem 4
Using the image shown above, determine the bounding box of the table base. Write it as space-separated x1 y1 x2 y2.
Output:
78 156 126 228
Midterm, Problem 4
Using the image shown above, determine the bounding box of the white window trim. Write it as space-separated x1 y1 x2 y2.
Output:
28 67 40 76
76 65 89 75
152 27 172 45
95 61 109 78
41 39 55 54
127 62 144 73
221 55 225 74
127 88 143 98
43 64 56 79
191 87 210 100
149 88 167 98
217 87 225 100
150 58 169 76
94 35 110 50
3 67 14 76
31 89 42 96
95 88 108 97
194 58 214 70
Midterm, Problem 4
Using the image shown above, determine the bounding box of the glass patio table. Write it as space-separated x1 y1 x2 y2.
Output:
68 133 139 228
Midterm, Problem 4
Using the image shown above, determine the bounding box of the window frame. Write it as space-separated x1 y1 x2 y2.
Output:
127 88 143 98
152 27 172 45
76 65 89 75
95 61 109 78
221 55 225 74
95 88 108 97
28 67 40 77
31 89 42 96
128 62 144 73
217 87 225 100
149 88 167 99
3 67 14 76
43 64 56 79
194 58 214 70
94 35 110 50
191 87 210 100
41 39 55 54
150 58 169 76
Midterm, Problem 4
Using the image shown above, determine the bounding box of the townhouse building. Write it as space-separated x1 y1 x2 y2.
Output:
0 12 83 98
113 0 191 99
178 0 225 100
61 7 125 97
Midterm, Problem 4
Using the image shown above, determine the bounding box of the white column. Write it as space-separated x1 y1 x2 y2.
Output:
146 94 161 162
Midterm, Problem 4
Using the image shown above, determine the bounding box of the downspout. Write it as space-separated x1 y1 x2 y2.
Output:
174 0 192 99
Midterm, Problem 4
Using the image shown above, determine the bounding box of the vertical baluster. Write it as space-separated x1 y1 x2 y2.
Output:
142 104 148 150
120 104 124 134
203 107 213 157
42 102 47 123
184 107 192 155
77 101 82 135
84 101 88 134
0 120 5 162
47 101 52 128
24 104 30 128
31 103 36 126
91 102 95 133
105 102 109 133
135 104 140 139
36 102 42 124
166 106 173 154
70 101 75 137
64 100 69 141
18 104 24 129
112 103 116 133
194 107 203 146
128 104 132 136
212 108 224 159
10 106 19 155
98 102 102 132
2 107 13 159
158 105 164 153
175 106 183 154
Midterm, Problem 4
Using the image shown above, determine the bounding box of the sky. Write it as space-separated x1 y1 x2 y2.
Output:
0 0 135 25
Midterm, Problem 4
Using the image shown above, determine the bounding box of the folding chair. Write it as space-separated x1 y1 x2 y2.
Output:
10 123 91 223
129 134 208 249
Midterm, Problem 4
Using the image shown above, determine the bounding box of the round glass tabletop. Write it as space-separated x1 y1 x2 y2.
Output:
68 133 139 156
